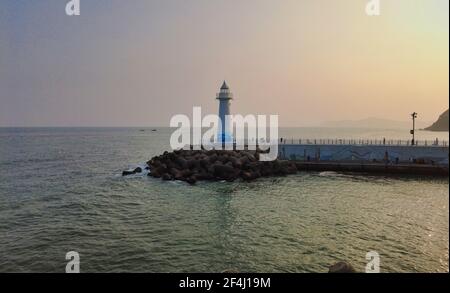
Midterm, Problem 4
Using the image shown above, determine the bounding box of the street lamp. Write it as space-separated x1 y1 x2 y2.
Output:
410 112 418 146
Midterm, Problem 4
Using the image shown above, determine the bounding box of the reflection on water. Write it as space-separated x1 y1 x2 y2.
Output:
0 128 448 272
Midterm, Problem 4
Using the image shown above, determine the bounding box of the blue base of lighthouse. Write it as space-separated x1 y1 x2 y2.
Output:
218 133 234 144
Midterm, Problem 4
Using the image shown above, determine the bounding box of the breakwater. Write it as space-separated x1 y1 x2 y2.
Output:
279 143 449 165
123 140 449 181
143 149 298 184
279 142 449 176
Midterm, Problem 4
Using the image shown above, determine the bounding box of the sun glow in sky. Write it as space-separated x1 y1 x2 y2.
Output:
0 0 448 126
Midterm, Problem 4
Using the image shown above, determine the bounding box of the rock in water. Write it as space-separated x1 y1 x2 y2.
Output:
186 176 197 185
213 164 238 181
122 170 135 176
162 173 172 181
328 261 357 273
122 167 142 176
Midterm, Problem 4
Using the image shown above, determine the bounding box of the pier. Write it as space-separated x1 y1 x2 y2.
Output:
277 138 449 176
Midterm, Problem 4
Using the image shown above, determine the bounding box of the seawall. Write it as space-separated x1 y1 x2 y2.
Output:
294 161 449 176
278 144 449 176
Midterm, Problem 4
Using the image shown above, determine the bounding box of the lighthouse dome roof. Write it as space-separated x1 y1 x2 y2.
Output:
220 81 229 90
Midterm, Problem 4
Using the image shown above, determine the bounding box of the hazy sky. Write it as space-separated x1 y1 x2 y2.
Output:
0 0 448 127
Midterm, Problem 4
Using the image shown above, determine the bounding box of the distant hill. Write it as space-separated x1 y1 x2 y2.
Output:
425 109 449 132
321 117 431 129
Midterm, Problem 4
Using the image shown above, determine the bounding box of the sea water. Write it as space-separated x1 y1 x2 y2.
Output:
0 127 448 272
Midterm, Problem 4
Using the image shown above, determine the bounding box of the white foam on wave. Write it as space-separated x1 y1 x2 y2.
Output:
318 171 339 177
318 171 366 181
318 171 354 179
169 180 184 185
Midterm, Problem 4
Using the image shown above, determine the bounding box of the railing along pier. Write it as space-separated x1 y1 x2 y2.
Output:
278 138 448 147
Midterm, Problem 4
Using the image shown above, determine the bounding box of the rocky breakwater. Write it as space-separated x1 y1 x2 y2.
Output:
137 149 298 184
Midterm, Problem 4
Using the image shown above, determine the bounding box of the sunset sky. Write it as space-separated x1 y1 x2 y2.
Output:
0 0 448 127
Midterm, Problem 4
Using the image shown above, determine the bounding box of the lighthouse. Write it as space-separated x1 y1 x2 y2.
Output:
216 81 233 143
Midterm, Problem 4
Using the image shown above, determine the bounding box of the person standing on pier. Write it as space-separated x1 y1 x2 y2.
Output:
384 151 389 164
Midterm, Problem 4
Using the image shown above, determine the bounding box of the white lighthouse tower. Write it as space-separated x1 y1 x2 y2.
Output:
216 81 233 143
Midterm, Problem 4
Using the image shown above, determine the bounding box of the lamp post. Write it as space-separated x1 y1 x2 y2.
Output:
410 112 418 146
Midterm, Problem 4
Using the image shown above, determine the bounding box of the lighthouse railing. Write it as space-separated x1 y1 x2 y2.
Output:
216 93 234 99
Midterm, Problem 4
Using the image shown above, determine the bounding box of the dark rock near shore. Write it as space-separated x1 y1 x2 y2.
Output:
328 261 357 273
186 176 197 185
144 149 298 184
122 167 143 176
162 173 172 181
213 164 238 181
